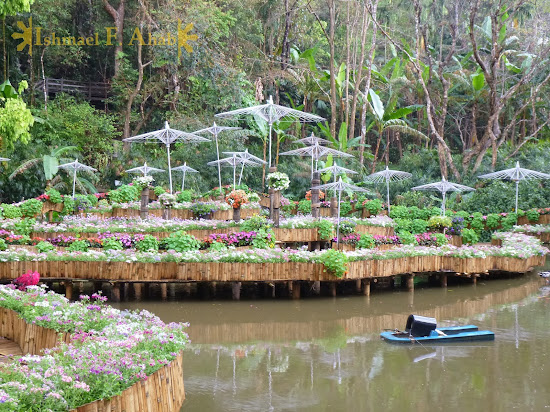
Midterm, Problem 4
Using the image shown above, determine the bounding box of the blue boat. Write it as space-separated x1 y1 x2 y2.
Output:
381 314 495 344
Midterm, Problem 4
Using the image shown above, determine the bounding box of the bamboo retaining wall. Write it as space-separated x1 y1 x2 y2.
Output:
0 254 543 283
0 307 186 411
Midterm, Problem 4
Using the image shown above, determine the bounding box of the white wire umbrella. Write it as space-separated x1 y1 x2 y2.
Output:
171 162 199 192
293 132 332 146
125 162 165 176
222 148 267 186
478 161 550 212
412 177 475 216
58 158 97 198
311 177 371 246
0 157 10 162
317 164 358 197
193 122 241 195
123 121 210 194
365 166 412 215
280 142 354 179
207 154 262 190
215 95 325 169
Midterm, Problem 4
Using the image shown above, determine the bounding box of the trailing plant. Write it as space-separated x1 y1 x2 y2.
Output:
73 195 93 212
0 238 7 251
398 231 418 246
427 216 452 232
362 199 382 215
266 172 290 191
102 238 123 251
338 219 356 235
190 202 215 218
19 199 42 218
1 204 22 219
297 199 312 215
252 227 275 249
240 214 268 232
320 249 348 278
176 190 193 203
13 218 36 236
158 193 177 207
209 241 227 252
132 175 154 190
62 196 75 214
153 185 167 196
316 219 335 240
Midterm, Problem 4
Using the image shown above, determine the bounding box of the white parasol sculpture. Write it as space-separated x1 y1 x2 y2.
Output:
193 122 241 195
317 164 358 197
478 161 550 212
123 121 210 194
171 162 199 192
0 157 10 162
222 148 267 186
215 96 325 169
311 177 371 246
412 177 475 216
58 158 97 198
280 142 354 179
207 154 262 190
125 162 165 176
365 166 412 215
293 132 332 146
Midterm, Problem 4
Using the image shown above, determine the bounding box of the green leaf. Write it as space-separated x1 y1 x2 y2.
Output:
471 71 485 91
0 80 18 99
368 89 385 121
43 155 59 181
338 122 347 150
384 105 424 121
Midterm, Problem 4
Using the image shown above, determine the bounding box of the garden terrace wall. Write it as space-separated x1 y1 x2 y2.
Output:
110 207 261 220
0 306 186 412
0 254 543 284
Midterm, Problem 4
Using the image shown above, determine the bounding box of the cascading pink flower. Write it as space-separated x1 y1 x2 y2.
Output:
13 270 40 290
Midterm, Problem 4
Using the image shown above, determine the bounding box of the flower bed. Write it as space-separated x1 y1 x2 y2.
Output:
0 286 188 411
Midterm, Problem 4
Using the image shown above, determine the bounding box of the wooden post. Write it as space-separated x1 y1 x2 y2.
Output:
182 283 191 298
273 189 281 228
232 282 242 300
472 275 477 285
140 188 149 219
328 282 337 297
233 207 241 223
111 282 121 302
312 281 321 295
160 283 168 301
269 166 276 221
330 196 338 218
355 279 362 293
64 281 73 300
209 281 217 298
134 283 143 300
292 281 301 299
440 273 448 288
123 282 129 300
405 274 414 291
311 171 320 219
361 279 371 296
169 283 176 298
287 281 293 298
162 207 172 220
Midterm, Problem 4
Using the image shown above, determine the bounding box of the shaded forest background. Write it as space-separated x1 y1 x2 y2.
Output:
1 0 550 212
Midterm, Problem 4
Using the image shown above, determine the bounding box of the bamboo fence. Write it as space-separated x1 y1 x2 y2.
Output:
0 307 185 411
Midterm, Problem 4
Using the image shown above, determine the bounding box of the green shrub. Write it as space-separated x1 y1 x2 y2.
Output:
393 191 434 208
357 234 375 249
102 238 123 251
462 228 479 245
363 199 382 215
0 239 7 251
433 233 449 246
320 249 348 278
410 219 428 234
316 220 334 240
469 212 485 233
36 241 55 253
247 192 260 203
485 213 501 230
14 218 35 236
135 234 159 252
252 227 275 249
398 231 418 245
297 199 311 215
87 194 99 207
240 214 268 232
338 219 356 235
209 241 227 252
154 186 167 196
339 201 352 216
108 185 140 203
526 209 540 222
394 218 412 232
45 188 63 203
73 195 93 212
162 231 201 252
427 216 452 232
190 202 215 218
2 204 22 219
500 213 518 231
67 239 89 252
62 196 75 214
176 190 193 203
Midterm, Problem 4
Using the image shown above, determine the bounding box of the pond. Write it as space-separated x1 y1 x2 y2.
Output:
112 268 550 411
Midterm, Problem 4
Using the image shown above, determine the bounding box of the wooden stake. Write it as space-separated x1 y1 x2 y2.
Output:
362 279 371 296
232 282 241 300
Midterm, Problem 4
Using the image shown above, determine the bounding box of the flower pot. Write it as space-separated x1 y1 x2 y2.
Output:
233 207 241 222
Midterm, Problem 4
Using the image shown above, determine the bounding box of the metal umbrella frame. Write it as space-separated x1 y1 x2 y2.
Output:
317 164 358 197
311 177 371 246
215 95 325 169
412 177 475 216
58 158 97 198
171 162 199 192
123 121 210 194
207 154 262 190
280 142 354 179
293 132 332 146
365 166 412 215
222 148 267 186
125 162 165 176
478 161 550 212
0 157 10 162
193 122 241 195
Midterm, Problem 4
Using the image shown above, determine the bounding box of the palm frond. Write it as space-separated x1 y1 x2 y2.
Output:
9 158 42 180
385 124 429 140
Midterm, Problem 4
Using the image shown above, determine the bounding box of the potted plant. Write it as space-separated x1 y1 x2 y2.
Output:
226 189 249 222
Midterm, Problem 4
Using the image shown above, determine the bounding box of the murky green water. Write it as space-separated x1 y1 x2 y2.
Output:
113 269 550 411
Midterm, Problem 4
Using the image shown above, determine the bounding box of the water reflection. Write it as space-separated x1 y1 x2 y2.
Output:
112 269 550 411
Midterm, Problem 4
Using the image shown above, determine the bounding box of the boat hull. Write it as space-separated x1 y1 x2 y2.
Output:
381 325 495 344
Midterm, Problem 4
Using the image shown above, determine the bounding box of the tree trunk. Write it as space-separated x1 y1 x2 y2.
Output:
102 0 125 78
